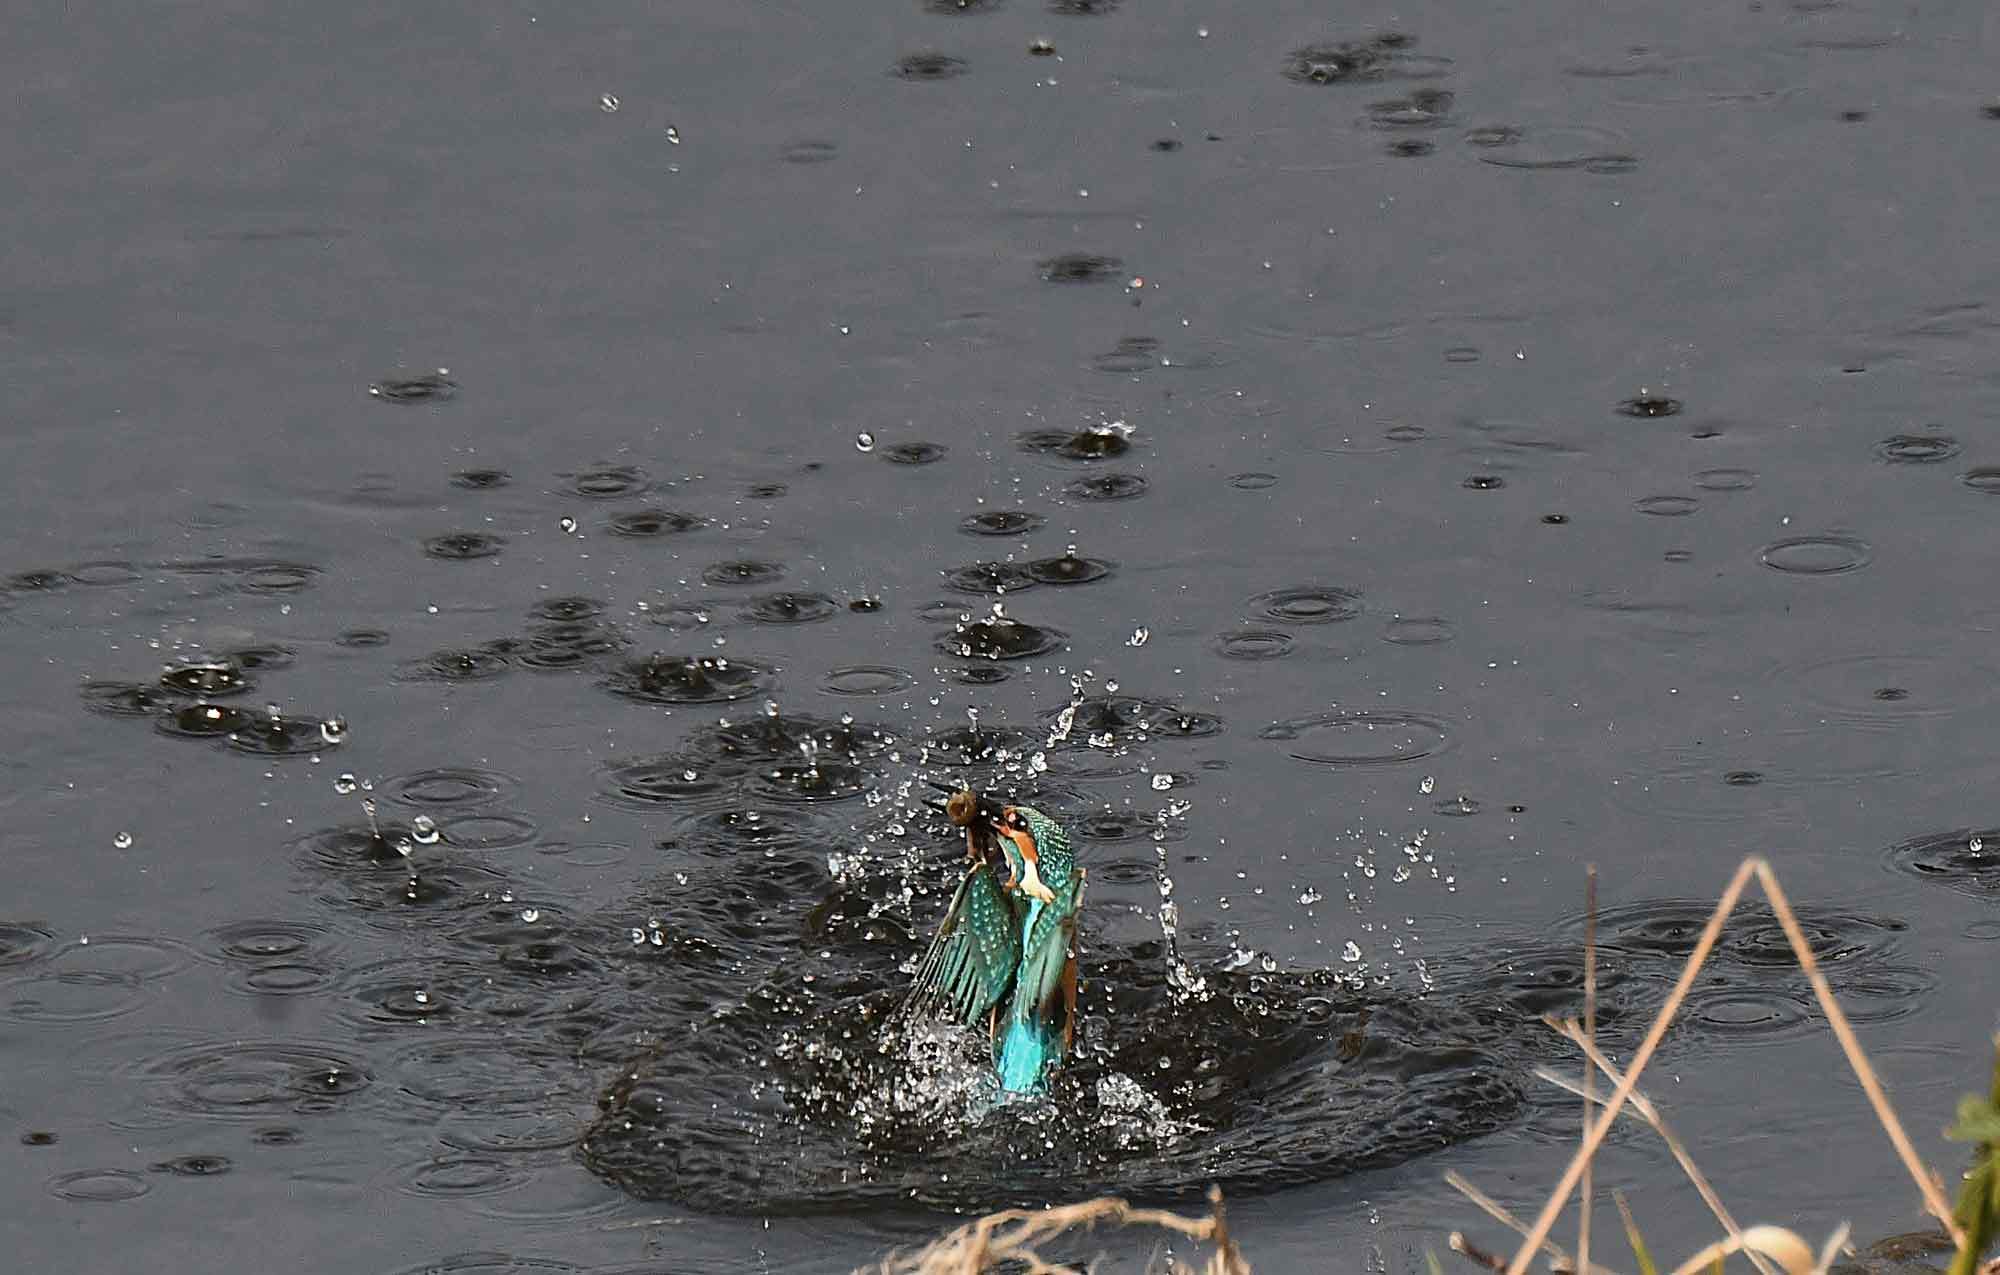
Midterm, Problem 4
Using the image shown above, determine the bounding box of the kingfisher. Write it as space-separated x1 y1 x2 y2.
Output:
901 786 1085 1094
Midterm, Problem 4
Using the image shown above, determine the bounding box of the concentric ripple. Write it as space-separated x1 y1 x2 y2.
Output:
423 532 507 560
381 767 520 809
563 466 650 499
942 562 1039 595
1260 711 1449 766
1024 553 1113 585
602 654 777 705
1064 472 1148 501
124 1039 374 1124
960 509 1046 536
702 560 786 587
401 647 512 682
935 616 1066 660
1035 256 1125 285
821 665 919 696
1248 586 1364 624
1282 34 1450 85
1776 652 1984 725
1018 426 1134 460
1758 534 1871 575
369 371 457 403
82 681 185 716
1884 828 2000 899
606 509 706 538
739 592 839 625
879 441 949 465
1874 433 1960 464
1215 629 1295 660
1050 695 1224 744
48 1169 151 1203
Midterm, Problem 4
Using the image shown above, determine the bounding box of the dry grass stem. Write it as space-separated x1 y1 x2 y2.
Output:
1451 1232 1511 1273
859 1187 1251 1275
1580 864 1597 1275
1750 863 1961 1245
1540 1016 1780 1275
1443 1171 1616 1275
1497 857 1966 1275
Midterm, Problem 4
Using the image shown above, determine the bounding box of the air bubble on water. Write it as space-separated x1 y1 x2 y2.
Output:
334 773 358 795
521 908 539 923
855 431 875 452
1420 775 1435 795
1151 773 1175 791
411 815 440 845
683 769 698 781
1342 941 1363 963
1104 679 1119 693
630 928 646 945
114 832 133 849
1127 627 1150 647
666 125 681 144
500 891 514 904
1299 888 1322 906
599 93 620 112
1972 836 1986 855
318 718 347 745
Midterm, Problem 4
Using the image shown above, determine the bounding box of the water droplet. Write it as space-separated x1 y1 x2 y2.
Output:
855 431 875 452
521 908 540 923
114 832 133 849
1342 941 1363 962
1420 775 1436 794
334 773 358 795
558 516 578 534
1151 773 1175 791
319 718 347 745
1127 627 1150 647
411 815 440 846
665 126 681 144
600 93 621 112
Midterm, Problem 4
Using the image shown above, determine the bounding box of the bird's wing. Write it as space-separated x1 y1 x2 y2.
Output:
901 864 1022 1027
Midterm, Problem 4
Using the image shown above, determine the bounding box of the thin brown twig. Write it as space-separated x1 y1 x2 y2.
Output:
1750 860 1963 1247
863 1193 1248 1275
1450 1232 1510 1273
1501 855 1967 1275
1502 855 1762 1275
1580 864 1597 1275
1537 1018 1778 1275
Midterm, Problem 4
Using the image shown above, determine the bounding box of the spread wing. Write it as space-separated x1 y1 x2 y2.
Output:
901 863 1022 1027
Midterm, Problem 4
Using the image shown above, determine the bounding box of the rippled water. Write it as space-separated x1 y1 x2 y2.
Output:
7 1 2000 1272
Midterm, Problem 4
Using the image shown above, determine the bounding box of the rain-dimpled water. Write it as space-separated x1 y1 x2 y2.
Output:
6 2 2000 1273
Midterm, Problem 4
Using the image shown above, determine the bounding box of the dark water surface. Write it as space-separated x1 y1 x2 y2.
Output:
7 1 2000 1270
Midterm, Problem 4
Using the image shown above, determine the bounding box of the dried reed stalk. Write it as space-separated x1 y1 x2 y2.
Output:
1494 856 1964 1275
859 1185 1251 1275
1579 864 1597 1275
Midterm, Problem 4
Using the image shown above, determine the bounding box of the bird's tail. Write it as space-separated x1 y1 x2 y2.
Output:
996 1015 1061 1094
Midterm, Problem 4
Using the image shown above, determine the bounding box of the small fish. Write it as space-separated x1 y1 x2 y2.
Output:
902 786 1086 1094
